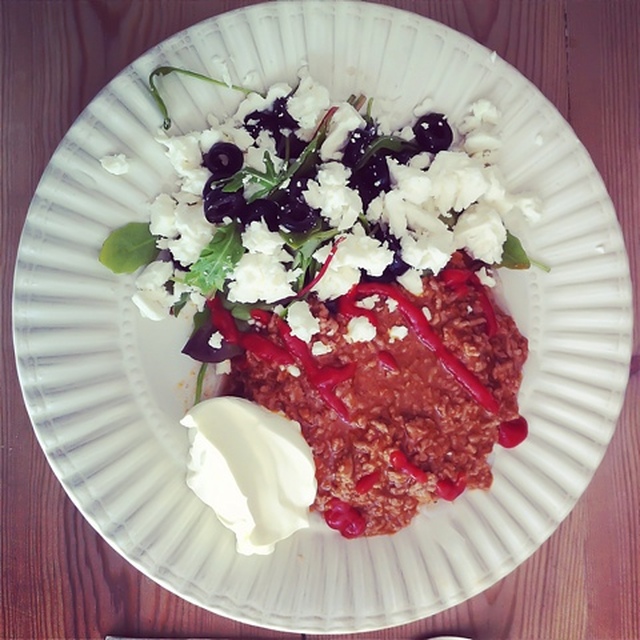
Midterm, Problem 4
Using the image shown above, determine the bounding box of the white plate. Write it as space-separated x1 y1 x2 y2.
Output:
12 1 633 634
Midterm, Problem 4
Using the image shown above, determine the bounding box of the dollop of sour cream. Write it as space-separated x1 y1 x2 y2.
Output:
181 396 317 556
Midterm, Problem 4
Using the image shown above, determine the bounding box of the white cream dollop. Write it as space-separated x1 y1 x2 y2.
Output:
181 397 317 556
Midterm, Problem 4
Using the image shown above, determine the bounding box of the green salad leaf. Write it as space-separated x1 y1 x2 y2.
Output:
183 222 244 295
99 222 159 274
498 230 550 272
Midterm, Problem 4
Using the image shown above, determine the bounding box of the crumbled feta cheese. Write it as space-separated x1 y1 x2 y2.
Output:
311 341 332 356
227 253 300 304
100 153 129 175
160 194 215 266
387 158 431 206
287 365 301 378
422 306 433 321
396 268 424 296
131 261 175 321
453 203 507 264
149 193 178 238
155 130 210 195
458 99 501 134
320 103 366 161
388 325 408 342
242 219 286 256
356 295 379 310
476 266 496 288
208 331 223 349
345 316 377 343
311 233 393 299
215 360 232 375
244 130 283 174
427 151 491 214
287 71 331 135
287 300 320 343
385 297 399 313
232 82 293 124
303 162 362 230
400 225 455 275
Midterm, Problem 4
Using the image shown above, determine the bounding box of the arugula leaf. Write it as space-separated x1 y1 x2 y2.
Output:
355 135 417 170
223 151 285 202
183 223 244 295
99 222 159 274
148 66 261 130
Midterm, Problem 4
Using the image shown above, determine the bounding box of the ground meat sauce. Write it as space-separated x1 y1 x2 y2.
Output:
225 260 528 537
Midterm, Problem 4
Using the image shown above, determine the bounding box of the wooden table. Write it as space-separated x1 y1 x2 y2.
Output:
1 1 638 639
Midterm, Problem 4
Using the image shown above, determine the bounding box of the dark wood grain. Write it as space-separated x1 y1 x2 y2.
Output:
2 1 638 639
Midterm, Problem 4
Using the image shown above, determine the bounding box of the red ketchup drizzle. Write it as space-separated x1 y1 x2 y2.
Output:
352 283 499 414
273 315 355 422
435 474 467 501
440 267 498 337
355 471 381 494
390 450 428 483
498 416 528 448
324 498 367 538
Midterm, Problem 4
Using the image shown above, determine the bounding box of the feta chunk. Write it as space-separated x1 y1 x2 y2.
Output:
241 219 286 256
227 253 299 304
100 153 129 175
131 261 175 321
311 233 393 300
453 203 507 264
303 162 362 230
320 104 366 161
287 71 331 135
287 300 320 343
345 316 377 343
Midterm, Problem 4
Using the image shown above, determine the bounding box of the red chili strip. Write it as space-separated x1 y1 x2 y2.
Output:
378 350 399 372
207 295 240 344
239 333 294 367
324 497 367 538
337 287 378 326
435 474 467 501
390 450 428 484
353 283 499 414
249 308 273 326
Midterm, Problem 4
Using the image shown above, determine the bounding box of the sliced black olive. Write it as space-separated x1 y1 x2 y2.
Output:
412 113 453 153
202 142 243 180
341 124 378 168
203 187 246 224
277 200 319 233
349 154 392 207
242 198 281 231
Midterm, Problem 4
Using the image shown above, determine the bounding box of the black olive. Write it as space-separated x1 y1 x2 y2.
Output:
243 110 276 138
203 187 246 224
349 154 392 207
202 142 244 180
278 200 319 233
275 132 307 160
412 112 453 153
242 198 281 230
341 124 378 168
